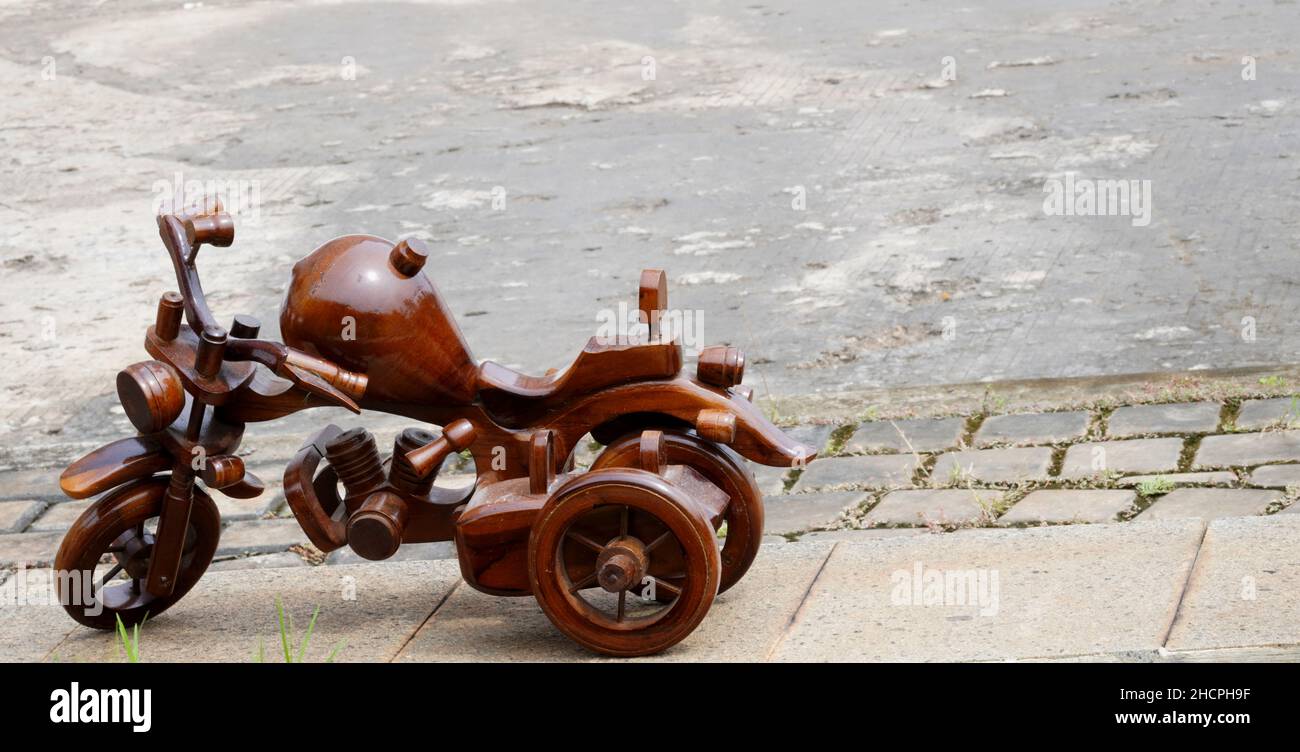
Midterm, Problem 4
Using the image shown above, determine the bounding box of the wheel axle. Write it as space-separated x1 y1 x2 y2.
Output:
595 536 648 592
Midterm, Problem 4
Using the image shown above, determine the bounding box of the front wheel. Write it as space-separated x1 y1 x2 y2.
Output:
54 476 221 630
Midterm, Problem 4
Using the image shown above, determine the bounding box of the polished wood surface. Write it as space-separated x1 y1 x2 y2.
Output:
477 337 682 425
638 269 667 340
54 477 221 630
279 234 479 405
56 204 813 656
116 360 187 433
696 345 745 388
528 465 722 656
60 435 171 500
591 430 764 594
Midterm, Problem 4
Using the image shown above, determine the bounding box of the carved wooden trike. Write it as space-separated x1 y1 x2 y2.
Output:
55 201 815 656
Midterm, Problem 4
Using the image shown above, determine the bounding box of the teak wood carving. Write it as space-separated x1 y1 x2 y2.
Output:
54 202 816 656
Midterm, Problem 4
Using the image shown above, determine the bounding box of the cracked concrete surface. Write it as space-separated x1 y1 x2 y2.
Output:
9 517 1300 662
0 0 1298 452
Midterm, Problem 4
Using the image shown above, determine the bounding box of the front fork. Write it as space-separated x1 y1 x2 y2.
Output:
145 400 205 597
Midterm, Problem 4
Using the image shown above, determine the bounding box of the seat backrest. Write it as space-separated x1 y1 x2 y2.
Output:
477 337 683 424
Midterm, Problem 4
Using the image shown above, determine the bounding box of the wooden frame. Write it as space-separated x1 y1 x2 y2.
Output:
54 203 815 657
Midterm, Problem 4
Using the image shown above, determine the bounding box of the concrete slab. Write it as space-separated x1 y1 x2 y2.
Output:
974 411 1089 447
864 489 1002 527
1166 516 1300 652
842 417 966 454
1233 398 1300 431
216 519 309 557
1059 438 1183 479
786 424 835 455
0 530 65 567
0 567 84 662
50 560 462 663
772 520 1205 661
209 552 311 572
212 496 272 522
746 463 790 496
26 499 91 532
0 469 64 500
6 518 1293 663
1244 463 1300 489
998 489 1137 525
791 454 918 492
1117 472 1237 488
394 541 834 662
763 491 871 535
801 528 934 541
1196 430 1300 468
0 499 46 533
1138 488 1281 521
932 447 1053 484
1106 401 1221 438
394 583 588 663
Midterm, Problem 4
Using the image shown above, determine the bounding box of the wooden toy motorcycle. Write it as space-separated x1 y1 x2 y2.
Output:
55 201 814 656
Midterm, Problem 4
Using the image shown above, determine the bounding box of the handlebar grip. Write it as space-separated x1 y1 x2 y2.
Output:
283 350 368 400
187 212 235 248
166 197 234 248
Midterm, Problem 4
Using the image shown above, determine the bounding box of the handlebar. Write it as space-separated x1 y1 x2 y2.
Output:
155 199 368 411
223 336 368 411
157 207 223 334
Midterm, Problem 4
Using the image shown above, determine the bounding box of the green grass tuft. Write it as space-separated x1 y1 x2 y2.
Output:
1136 476 1175 497
258 596 346 663
115 613 145 663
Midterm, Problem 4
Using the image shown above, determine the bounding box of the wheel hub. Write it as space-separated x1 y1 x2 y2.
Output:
112 529 156 580
596 536 648 593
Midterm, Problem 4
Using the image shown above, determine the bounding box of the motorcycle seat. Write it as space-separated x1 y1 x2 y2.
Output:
477 336 682 422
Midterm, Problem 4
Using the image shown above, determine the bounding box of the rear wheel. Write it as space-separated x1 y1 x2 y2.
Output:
54 477 220 630
591 430 763 594
529 468 720 657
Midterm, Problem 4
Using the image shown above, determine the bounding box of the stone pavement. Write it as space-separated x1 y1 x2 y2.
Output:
4 374 1300 661
3 516 1297 662
8 387 1300 571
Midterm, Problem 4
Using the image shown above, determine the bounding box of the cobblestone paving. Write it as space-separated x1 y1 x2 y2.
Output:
6 392 1300 572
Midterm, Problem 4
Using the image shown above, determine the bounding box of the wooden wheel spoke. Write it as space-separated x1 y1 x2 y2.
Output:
532 463 730 656
650 576 682 598
97 562 125 590
55 481 221 630
643 530 674 554
568 572 598 594
566 531 605 553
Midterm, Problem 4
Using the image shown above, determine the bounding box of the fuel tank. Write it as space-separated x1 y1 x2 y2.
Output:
279 235 479 406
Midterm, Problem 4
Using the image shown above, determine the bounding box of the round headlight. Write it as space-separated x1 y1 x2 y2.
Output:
117 360 186 434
